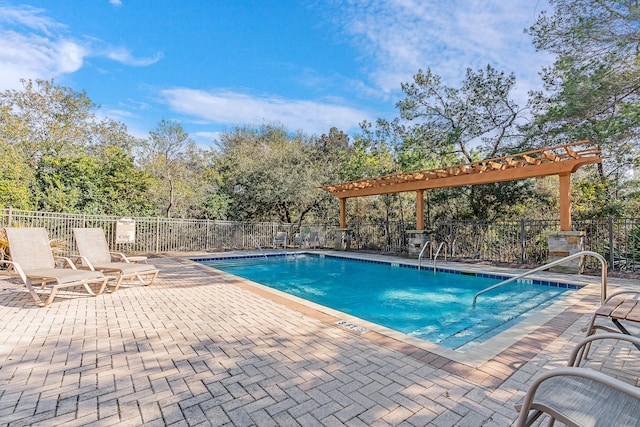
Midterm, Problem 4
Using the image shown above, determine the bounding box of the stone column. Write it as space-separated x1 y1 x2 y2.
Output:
547 231 585 273
406 230 428 259
334 228 352 251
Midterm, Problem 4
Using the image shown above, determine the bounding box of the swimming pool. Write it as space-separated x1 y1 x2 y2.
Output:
197 254 577 350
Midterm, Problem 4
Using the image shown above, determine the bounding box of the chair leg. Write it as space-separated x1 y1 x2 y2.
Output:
96 278 109 295
84 278 108 296
109 275 125 293
146 270 159 286
44 286 59 307
82 281 98 296
25 280 46 307
135 270 159 286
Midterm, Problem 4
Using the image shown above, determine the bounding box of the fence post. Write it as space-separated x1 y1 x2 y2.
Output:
608 215 615 270
520 219 526 264
155 217 161 254
7 206 12 227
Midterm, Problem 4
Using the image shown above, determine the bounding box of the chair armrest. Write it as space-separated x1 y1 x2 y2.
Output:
69 255 98 271
568 333 640 366
110 252 131 263
0 259 27 284
53 256 78 270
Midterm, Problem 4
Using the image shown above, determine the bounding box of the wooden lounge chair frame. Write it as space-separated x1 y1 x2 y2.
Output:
515 333 640 427
2 227 108 307
73 228 159 293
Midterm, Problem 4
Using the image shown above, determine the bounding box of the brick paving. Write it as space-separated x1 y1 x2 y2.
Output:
0 254 638 426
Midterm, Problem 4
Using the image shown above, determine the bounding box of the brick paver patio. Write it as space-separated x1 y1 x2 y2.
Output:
0 254 638 426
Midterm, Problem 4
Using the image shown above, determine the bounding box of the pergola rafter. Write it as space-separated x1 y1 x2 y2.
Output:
322 141 602 232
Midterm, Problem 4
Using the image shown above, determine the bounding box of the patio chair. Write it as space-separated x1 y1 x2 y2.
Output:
307 231 320 249
2 227 108 307
72 228 159 293
514 333 640 427
273 231 287 249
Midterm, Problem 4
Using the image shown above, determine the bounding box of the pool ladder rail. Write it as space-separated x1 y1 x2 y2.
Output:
418 241 448 271
472 251 608 307
248 234 268 259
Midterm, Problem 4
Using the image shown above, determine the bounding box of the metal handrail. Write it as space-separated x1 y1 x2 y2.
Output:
432 242 448 271
472 251 608 307
248 234 268 259
417 241 431 270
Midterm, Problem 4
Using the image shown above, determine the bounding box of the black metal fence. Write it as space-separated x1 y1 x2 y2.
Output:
1 208 638 271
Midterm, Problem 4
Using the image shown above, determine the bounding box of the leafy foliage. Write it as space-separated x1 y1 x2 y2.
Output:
215 124 336 225
396 65 527 164
526 0 640 216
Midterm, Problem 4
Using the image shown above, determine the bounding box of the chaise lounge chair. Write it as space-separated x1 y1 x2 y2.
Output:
514 333 640 427
2 227 109 307
73 228 159 293
273 231 287 249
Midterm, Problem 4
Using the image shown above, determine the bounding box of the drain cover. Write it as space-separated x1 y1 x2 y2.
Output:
335 320 369 334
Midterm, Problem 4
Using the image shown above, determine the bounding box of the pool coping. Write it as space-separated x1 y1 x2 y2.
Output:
183 250 607 388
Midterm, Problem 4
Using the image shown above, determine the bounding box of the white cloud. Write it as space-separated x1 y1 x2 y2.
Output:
0 5 161 90
0 6 86 88
160 88 371 135
105 46 163 67
109 0 123 7
331 0 552 101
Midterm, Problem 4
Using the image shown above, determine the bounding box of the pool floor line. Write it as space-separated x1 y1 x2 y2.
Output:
183 253 604 389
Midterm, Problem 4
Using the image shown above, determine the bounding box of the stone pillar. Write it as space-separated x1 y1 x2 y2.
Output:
334 228 352 251
547 231 585 273
406 230 428 258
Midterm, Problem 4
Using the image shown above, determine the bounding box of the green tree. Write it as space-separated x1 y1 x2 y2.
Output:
216 124 331 226
142 119 205 218
397 65 527 166
526 0 640 214
0 79 97 165
0 141 33 209
372 66 535 221
0 79 154 215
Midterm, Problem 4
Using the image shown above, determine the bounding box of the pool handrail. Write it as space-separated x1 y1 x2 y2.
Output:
472 251 608 307
248 233 268 259
418 241 431 270
433 242 448 272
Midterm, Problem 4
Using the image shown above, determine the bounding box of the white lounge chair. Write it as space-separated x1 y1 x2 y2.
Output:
515 333 640 427
2 227 108 307
273 231 287 249
73 228 159 293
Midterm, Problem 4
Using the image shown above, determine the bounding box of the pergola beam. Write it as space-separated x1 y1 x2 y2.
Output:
325 141 602 233
329 157 599 199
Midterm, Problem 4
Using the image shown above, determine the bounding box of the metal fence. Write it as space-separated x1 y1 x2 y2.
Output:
1 208 638 271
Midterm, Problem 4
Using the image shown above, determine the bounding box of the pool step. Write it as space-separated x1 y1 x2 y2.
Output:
430 288 559 348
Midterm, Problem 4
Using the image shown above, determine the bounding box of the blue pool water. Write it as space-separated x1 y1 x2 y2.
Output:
198 254 574 350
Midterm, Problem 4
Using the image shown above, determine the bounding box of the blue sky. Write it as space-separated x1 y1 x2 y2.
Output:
0 0 551 146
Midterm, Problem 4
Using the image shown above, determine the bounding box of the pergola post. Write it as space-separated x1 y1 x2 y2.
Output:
416 190 424 231
559 173 571 231
339 198 347 229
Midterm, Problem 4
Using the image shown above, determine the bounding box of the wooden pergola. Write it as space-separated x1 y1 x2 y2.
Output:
322 141 602 232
